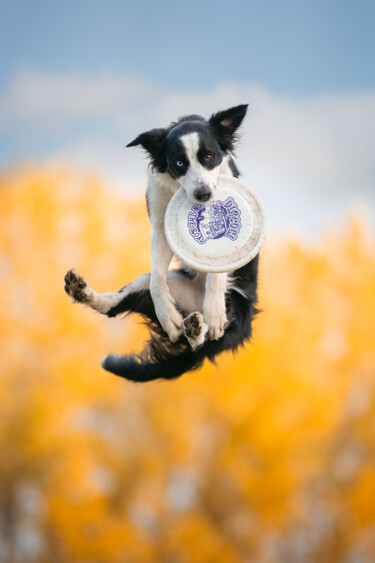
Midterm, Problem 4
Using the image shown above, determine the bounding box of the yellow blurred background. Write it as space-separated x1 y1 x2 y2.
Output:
0 167 374 562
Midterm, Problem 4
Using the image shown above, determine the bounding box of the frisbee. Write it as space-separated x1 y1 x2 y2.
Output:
164 174 267 273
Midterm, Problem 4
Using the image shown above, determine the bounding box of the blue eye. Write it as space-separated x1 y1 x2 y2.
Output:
176 160 184 167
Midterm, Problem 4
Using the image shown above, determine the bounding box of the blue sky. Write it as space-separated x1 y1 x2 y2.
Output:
0 0 374 235
1 0 374 94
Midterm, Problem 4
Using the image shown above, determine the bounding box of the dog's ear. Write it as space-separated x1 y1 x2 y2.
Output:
209 104 248 134
209 104 248 151
127 128 167 153
126 128 168 171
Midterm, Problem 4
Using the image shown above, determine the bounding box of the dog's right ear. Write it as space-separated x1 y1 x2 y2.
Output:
127 128 168 154
126 128 168 171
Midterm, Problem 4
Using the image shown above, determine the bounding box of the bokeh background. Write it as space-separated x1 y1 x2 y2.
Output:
1 1 375 561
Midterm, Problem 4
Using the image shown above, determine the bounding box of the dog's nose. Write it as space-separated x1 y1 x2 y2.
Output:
194 185 212 202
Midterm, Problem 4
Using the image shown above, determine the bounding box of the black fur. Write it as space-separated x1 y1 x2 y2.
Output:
209 104 248 152
126 104 248 176
166 121 225 180
126 127 169 172
101 104 259 383
101 256 259 382
227 155 240 178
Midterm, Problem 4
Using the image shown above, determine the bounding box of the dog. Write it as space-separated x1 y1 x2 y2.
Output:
64 104 259 382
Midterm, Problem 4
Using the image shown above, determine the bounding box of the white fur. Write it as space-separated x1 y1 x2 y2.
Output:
203 272 228 340
190 323 208 348
184 312 209 350
145 170 183 341
145 147 233 344
178 132 221 202
219 154 234 176
67 143 237 348
67 271 151 314
150 227 183 342
67 269 208 321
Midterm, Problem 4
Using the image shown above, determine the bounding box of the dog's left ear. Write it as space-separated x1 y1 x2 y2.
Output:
209 104 248 151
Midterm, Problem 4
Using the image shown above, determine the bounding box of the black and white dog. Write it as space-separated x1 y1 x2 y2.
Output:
64 104 259 382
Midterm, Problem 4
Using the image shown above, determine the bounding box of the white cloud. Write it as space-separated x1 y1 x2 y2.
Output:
0 68 153 123
1 68 374 236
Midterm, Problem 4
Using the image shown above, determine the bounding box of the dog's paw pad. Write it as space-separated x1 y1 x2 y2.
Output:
183 312 208 349
64 268 88 302
183 312 204 338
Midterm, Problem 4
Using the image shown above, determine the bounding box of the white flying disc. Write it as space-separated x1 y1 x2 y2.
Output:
165 174 267 273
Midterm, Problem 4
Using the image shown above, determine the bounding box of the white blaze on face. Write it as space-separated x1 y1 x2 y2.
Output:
179 132 221 202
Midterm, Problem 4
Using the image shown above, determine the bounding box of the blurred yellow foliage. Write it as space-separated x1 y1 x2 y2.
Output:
0 168 374 562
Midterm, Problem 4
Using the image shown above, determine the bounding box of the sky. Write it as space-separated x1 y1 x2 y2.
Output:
1 0 374 236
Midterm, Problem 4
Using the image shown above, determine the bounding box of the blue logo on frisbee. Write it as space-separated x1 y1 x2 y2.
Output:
187 196 242 245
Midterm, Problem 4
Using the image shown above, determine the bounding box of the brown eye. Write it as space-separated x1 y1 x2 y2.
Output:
204 153 213 161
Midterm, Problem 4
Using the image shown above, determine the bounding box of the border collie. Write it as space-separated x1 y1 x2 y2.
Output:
64 104 259 382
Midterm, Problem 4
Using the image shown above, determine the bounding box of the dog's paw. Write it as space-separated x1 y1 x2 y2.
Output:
204 306 227 340
183 312 203 339
64 268 91 303
154 295 184 342
183 312 208 349
163 307 184 343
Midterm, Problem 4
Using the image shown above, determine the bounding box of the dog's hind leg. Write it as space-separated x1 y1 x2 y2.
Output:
64 267 209 349
64 268 151 315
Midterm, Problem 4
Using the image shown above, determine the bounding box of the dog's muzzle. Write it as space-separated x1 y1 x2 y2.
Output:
194 184 212 202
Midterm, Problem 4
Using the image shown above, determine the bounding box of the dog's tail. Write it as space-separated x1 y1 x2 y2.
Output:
101 351 204 382
101 333 204 383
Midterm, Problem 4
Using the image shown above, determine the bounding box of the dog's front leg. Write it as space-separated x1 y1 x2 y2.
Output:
150 227 183 342
203 273 228 340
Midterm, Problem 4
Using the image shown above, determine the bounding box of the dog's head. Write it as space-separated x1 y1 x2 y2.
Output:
127 104 248 203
